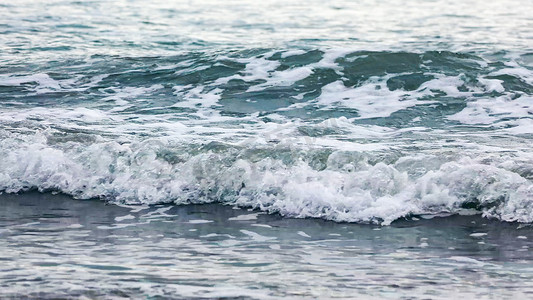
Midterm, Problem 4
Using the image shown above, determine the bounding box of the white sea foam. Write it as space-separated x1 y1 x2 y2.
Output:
172 86 223 113
102 84 164 106
470 233 487 237
1 48 533 226
478 78 505 93
214 54 280 85
0 107 116 124
419 74 472 98
0 73 62 94
450 95 533 126
1 125 532 225
228 213 260 221
280 49 305 58
188 219 214 224
316 79 424 119
491 63 533 85
247 66 313 92
240 230 275 242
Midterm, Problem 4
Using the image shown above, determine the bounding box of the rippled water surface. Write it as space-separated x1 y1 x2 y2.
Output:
1 0 533 298
2 193 533 299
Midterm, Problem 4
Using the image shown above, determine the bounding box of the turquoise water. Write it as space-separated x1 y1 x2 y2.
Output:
1 0 533 298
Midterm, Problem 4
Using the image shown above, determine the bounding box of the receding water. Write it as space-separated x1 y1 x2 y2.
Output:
2 192 533 299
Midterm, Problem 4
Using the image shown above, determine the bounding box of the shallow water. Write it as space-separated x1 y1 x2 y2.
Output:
1 192 533 299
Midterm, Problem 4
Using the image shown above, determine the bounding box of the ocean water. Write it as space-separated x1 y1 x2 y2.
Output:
2 192 533 299
1 0 533 298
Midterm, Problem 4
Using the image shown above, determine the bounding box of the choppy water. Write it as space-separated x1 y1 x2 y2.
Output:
1 0 533 297
2 0 533 225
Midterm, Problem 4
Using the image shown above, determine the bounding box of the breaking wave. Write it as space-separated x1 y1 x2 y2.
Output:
1 49 533 224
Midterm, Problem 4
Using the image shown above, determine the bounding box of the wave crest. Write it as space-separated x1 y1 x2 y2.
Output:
2 130 532 225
